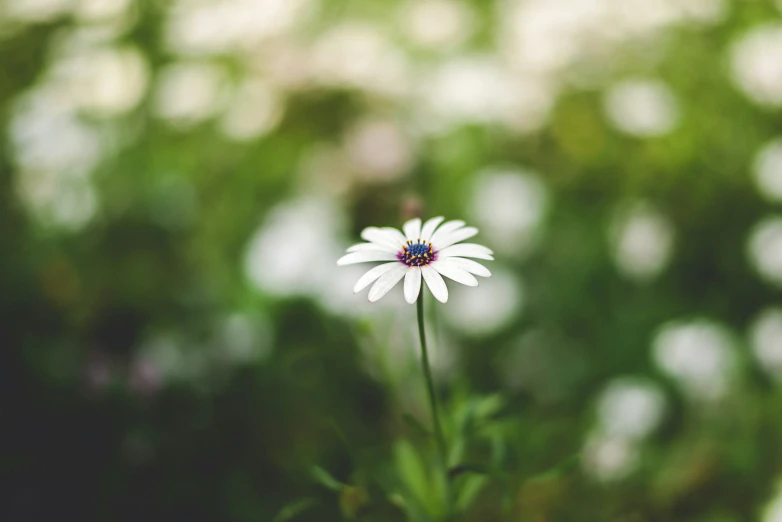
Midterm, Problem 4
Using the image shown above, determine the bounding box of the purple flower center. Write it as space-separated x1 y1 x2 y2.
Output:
399 240 436 267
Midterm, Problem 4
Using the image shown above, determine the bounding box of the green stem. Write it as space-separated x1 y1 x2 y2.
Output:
416 290 452 517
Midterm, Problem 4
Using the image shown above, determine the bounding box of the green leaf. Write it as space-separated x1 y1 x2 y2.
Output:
310 465 344 491
272 498 319 522
394 440 437 515
448 436 466 469
490 431 507 470
473 394 505 420
388 491 434 522
456 475 488 512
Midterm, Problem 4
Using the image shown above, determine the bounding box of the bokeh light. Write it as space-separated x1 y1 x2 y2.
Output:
749 307 782 381
730 24 782 107
652 319 737 401
603 80 679 137
609 201 675 282
754 138 782 203
748 216 782 287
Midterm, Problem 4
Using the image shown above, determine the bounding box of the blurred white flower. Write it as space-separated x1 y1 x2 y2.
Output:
675 0 727 24
399 0 473 50
500 79 558 135
219 78 283 141
747 216 782 287
730 24 782 107
582 432 639 482
47 24 129 62
500 0 592 75
3 0 72 22
18 171 98 230
75 0 131 22
749 307 782 381
345 119 414 181
420 53 555 133
604 80 679 137
10 88 102 230
10 88 102 174
153 61 228 126
443 266 522 336
165 0 312 56
603 0 678 39
420 57 516 128
499 0 685 78
610 202 675 282
338 217 493 304
311 22 411 97
596 377 666 439
753 139 782 203
260 43 313 89
245 198 345 297
652 319 737 401
469 168 548 257
52 45 149 117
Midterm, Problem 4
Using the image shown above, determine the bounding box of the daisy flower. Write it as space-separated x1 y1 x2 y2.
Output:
337 217 493 303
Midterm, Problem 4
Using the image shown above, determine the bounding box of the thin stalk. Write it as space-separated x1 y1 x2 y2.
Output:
416 290 452 516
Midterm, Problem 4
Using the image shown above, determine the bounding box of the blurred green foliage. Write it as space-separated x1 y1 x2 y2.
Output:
3 0 782 521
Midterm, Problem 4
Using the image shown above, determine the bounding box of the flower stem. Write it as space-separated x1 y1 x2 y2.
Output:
416 290 451 516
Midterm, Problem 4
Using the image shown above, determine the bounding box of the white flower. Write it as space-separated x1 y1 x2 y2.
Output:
337 217 493 304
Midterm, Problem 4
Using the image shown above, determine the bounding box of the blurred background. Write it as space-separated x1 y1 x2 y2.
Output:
2 0 782 520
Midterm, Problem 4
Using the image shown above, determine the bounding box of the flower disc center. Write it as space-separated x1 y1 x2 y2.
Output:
400 240 436 267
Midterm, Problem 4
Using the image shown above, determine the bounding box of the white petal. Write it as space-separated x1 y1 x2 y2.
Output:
347 242 398 254
353 262 399 293
432 259 478 287
439 243 494 260
420 216 445 242
433 227 478 249
361 227 404 251
337 250 398 266
447 257 491 277
379 227 408 245
429 220 465 245
403 218 422 241
403 267 422 304
368 264 407 302
421 265 448 303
